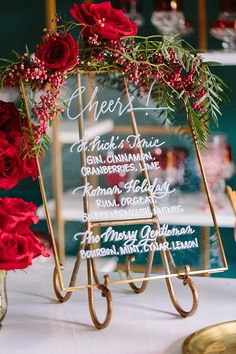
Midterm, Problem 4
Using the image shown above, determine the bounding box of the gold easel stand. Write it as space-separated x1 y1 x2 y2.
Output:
19 73 229 329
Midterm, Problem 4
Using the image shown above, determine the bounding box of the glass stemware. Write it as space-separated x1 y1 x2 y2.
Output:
112 0 144 26
217 144 235 194
222 144 234 179
198 134 226 208
0 271 7 327
150 146 188 205
151 0 194 38
210 0 236 49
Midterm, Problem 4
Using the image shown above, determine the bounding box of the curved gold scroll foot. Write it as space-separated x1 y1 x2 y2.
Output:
125 256 149 293
53 266 72 303
87 260 112 330
165 266 199 317
125 252 155 294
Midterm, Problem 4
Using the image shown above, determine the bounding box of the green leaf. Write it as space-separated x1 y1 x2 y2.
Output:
212 73 230 89
203 61 222 67
0 58 16 64
197 92 209 106
185 56 192 72
11 50 21 59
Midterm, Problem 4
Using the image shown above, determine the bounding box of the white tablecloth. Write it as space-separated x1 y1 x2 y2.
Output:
1 258 236 354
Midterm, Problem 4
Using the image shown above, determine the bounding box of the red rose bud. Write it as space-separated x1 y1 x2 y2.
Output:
35 33 79 72
70 1 138 41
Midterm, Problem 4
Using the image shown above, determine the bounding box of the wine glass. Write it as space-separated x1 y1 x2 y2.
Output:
112 0 144 26
210 0 236 50
151 0 194 38
197 134 226 208
150 147 188 204
174 147 189 187
150 146 168 184
216 144 235 194
210 20 236 50
221 144 234 179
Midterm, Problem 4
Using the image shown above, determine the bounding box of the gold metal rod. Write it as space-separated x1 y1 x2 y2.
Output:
90 216 157 228
189 118 228 269
200 226 210 276
122 78 179 287
87 259 112 329
198 0 208 50
52 110 65 266
19 78 64 291
45 0 56 30
113 125 191 136
122 78 178 290
165 266 198 317
72 69 122 74
77 73 91 218
61 73 91 290
122 79 199 312
124 79 177 271
64 266 227 291
159 239 198 317
123 79 159 219
122 79 159 290
45 0 65 266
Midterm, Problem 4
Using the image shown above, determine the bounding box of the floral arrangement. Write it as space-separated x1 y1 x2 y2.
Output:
0 1 228 158
0 197 49 271
0 98 49 274
0 99 48 273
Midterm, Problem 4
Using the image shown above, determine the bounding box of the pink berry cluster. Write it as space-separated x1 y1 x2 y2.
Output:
88 33 102 46
100 40 207 114
3 57 66 146
83 37 206 114
32 88 64 143
4 56 48 87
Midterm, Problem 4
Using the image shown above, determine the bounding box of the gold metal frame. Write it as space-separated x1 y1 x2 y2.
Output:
19 72 227 329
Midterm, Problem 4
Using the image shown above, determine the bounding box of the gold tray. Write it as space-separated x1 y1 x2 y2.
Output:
183 321 236 354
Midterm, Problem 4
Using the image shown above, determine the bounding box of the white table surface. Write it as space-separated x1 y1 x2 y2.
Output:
1 258 236 354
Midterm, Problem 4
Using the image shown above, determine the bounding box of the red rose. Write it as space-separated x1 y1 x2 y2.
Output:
0 231 33 270
25 229 50 258
0 230 49 271
9 131 38 180
70 1 138 40
0 139 21 190
0 197 39 233
0 100 21 134
0 131 8 148
20 157 38 180
35 33 79 72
